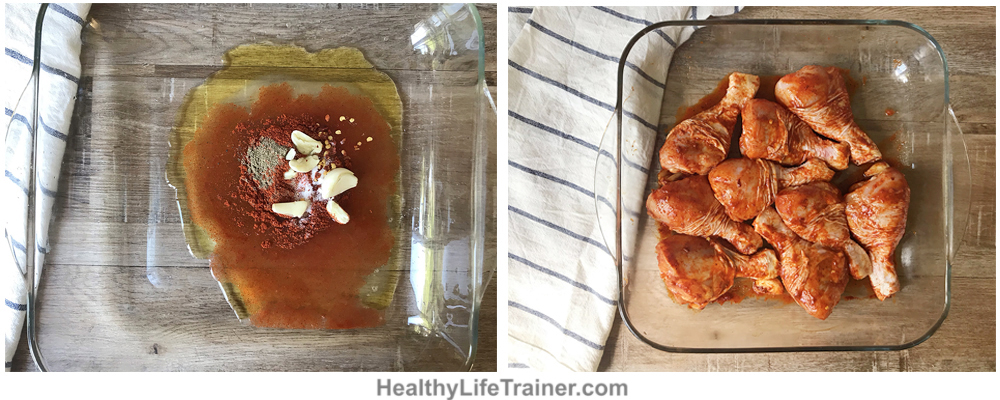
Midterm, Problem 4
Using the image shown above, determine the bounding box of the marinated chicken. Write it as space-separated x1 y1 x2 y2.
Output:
708 157 834 222
710 238 784 295
774 182 873 280
775 65 881 165
754 207 850 320
740 98 851 170
656 233 778 309
650 67 910 316
646 174 762 255
709 239 778 280
845 162 910 300
749 278 786 296
659 72 760 175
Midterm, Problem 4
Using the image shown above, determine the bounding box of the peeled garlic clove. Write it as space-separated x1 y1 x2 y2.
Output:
283 169 297 180
291 130 322 155
330 174 358 197
289 155 319 172
319 168 358 199
326 200 349 224
285 148 296 160
272 200 310 218
318 168 350 198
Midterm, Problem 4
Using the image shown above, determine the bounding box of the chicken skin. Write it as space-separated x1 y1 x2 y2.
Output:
845 162 910 300
659 72 760 175
754 207 850 320
657 234 778 309
740 98 851 170
710 238 784 295
647 174 762 255
775 66 881 165
774 182 873 280
709 239 780 281
749 278 786 296
708 158 834 222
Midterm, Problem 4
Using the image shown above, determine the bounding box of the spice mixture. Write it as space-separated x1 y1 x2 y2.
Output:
235 114 352 249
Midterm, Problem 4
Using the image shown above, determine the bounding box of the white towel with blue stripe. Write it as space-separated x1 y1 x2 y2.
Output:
3 3 90 372
507 6 740 371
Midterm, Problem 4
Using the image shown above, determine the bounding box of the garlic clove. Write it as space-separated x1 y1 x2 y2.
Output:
319 168 352 195
319 168 358 199
326 200 350 224
272 200 310 218
285 148 296 160
330 174 358 197
330 174 358 198
289 155 319 172
283 169 297 180
291 130 322 155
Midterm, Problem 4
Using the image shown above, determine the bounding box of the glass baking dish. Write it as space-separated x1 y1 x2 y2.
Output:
14 3 495 371
595 20 971 352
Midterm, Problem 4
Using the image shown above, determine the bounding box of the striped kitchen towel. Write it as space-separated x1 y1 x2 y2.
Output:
3 3 91 372
507 6 741 371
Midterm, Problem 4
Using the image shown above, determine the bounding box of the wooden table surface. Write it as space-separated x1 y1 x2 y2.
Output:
10 3 497 372
598 6 996 372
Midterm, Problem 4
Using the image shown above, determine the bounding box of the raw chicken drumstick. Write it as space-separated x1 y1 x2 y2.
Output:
740 98 851 170
708 157 835 222
659 72 761 175
754 207 850 320
647 174 763 255
709 239 784 295
845 162 910 300
774 182 873 280
775 65 882 165
656 234 779 309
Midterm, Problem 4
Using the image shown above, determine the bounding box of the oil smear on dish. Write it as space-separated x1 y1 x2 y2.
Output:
166 43 402 329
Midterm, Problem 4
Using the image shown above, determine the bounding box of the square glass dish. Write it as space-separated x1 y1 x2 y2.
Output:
15 3 495 371
595 20 971 352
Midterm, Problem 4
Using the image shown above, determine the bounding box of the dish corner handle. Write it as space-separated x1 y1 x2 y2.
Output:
945 106 971 262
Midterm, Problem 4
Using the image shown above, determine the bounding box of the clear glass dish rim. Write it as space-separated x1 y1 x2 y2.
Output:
17 3 493 371
607 19 956 354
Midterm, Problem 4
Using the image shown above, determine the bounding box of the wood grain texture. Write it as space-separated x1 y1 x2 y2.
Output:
599 6 995 372
81 3 498 76
10 3 497 372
